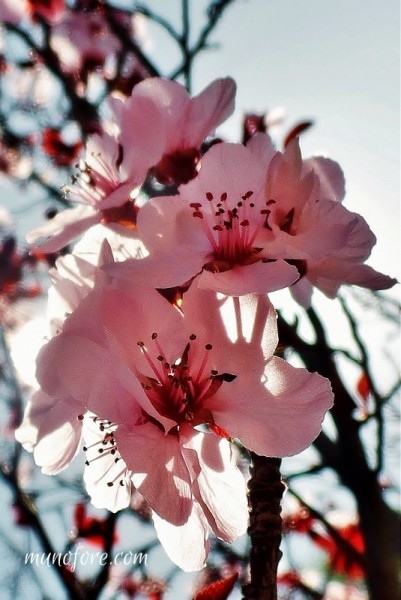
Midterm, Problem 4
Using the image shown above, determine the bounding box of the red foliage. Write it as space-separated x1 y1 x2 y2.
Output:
356 372 371 402
73 502 118 547
277 570 302 588
42 129 82 167
282 507 315 534
310 523 365 578
194 573 238 600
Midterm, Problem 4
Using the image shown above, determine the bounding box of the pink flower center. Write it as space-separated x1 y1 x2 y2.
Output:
153 148 200 186
190 191 275 272
67 148 122 207
100 201 138 230
137 333 235 432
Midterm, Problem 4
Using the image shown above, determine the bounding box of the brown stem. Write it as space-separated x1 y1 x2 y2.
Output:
242 455 285 600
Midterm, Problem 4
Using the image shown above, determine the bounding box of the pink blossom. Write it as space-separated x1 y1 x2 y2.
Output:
27 133 140 252
27 77 235 252
115 77 236 185
251 133 396 305
107 142 300 295
14 240 118 470
21 279 333 569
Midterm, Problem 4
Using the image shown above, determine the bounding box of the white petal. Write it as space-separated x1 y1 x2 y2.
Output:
152 502 209 572
182 431 248 542
15 390 83 474
27 205 100 252
83 418 131 513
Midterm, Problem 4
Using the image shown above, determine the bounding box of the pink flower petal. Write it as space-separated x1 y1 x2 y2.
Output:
97 180 136 210
206 356 333 457
247 132 277 167
197 259 299 295
305 156 346 203
27 205 101 252
116 423 193 526
308 258 397 298
105 248 206 289
181 286 278 369
184 77 236 147
119 78 188 178
182 430 248 542
181 142 265 200
290 277 314 308
100 286 183 376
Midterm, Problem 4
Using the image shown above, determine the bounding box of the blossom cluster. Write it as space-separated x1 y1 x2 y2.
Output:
15 76 395 571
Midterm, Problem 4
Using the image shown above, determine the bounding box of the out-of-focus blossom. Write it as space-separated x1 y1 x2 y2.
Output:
0 0 64 24
242 113 266 145
0 136 33 179
50 7 129 76
0 0 25 24
0 207 12 229
3 63 59 109
27 0 65 23
282 505 315 534
324 581 367 600
0 236 42 311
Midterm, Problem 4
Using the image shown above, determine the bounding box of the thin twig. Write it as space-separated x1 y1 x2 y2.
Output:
104 6 160 78
0 467 87 600
169 0 236 80
181 0 192 92
135 4 181 42
4 23 99 136
338 294 385 473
